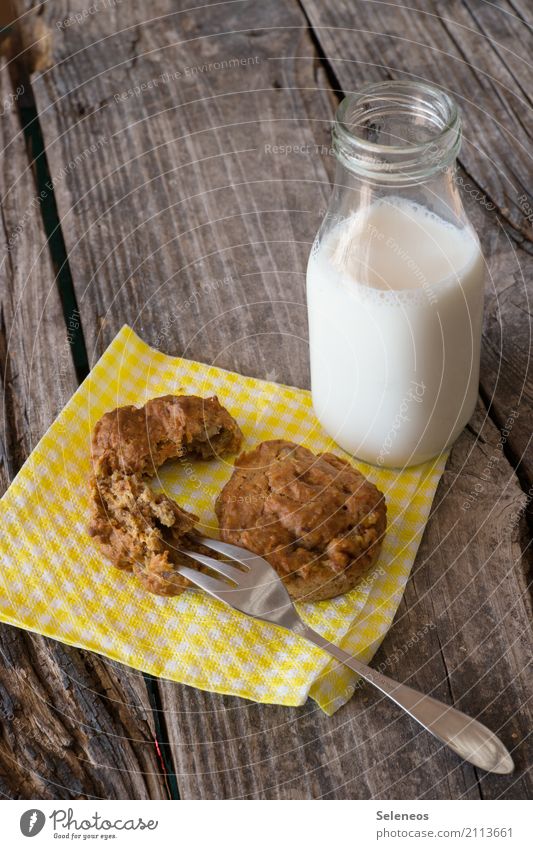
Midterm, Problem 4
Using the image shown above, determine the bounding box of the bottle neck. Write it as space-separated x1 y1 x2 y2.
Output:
330 157 468 232
332 81 461 187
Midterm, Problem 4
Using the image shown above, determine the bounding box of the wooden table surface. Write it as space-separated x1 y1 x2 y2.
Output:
0 0 531 800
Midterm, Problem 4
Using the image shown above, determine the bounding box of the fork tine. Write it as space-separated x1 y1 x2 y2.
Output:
180 549 245 583
196 537 255 568
177 564 234 598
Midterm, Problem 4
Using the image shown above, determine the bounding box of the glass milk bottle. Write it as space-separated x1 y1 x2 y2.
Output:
307 81 485 467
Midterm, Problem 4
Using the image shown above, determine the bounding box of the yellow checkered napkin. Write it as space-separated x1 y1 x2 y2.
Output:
0 326 447 715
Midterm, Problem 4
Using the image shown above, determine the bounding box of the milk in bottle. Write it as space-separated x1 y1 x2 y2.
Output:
307 82 485 467
307 197 484 465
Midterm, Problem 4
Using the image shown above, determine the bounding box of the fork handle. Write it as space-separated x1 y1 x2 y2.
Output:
298 624 513 774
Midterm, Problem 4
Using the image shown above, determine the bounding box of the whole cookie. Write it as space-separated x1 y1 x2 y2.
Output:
215 440 386 602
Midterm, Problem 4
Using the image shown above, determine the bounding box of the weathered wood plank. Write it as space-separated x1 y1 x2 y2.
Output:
13 0 532 799
301 0 532 238
161 403 531 800
300 0 533 489
13 0 336 382
0 57 167 799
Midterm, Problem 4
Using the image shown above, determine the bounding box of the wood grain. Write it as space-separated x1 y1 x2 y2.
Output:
300 0 532 238
7 0 532 798
162 404 531 799
14 0 338 379
0 57 167 799
300 0 533 489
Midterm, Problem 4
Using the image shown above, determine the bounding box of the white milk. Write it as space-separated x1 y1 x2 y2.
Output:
306 197 485 466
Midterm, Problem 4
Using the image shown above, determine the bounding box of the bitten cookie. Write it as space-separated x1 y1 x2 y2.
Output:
88 394 243 595
215 440 386 602
91 394 243 476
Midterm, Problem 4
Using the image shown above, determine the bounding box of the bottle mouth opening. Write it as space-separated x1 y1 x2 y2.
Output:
332 81 461 183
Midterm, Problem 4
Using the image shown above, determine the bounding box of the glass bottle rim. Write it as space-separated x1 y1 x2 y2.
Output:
332 80 461 183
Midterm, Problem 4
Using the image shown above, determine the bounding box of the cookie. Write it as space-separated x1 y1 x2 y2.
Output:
91 394 243 476
88 394 243 595
215 440 386 602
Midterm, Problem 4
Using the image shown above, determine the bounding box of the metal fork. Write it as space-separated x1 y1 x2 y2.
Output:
178 537 514 775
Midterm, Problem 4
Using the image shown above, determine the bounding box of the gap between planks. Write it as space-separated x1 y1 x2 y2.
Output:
1 39 181 800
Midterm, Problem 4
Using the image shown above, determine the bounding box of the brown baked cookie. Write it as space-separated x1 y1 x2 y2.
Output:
88 471 199 595
215 440 386 602
88 394 242 595
91 394 243 477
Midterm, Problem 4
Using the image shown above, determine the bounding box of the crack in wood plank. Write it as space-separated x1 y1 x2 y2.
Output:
0 54 169 799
